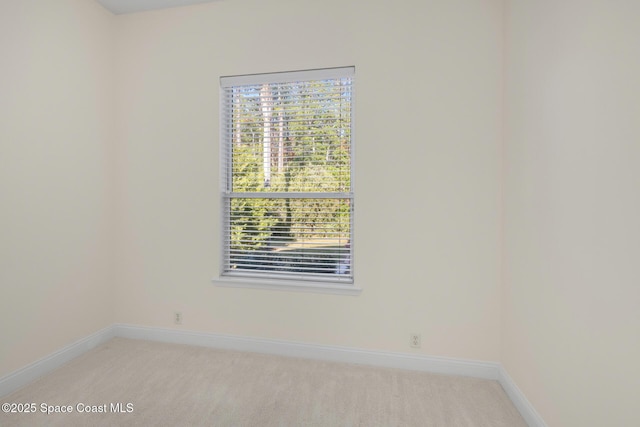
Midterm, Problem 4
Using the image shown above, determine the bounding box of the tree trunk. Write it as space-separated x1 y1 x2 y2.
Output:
260 84 273 187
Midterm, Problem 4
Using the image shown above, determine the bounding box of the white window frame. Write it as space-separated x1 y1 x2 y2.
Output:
213 67 360 295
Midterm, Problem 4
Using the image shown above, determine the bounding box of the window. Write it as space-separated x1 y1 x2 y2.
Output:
220 67 354 286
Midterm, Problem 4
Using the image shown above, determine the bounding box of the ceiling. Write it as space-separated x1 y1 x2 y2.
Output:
96 0 220 15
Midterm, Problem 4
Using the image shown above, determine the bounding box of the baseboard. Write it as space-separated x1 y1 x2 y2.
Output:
113 323 501 380
498 366 548 427
0 326 114 398
1 323 544 427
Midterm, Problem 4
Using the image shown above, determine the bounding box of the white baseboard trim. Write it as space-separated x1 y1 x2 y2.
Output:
0 326 114 398
1 323 545 427
113 323 500 380
498 366 548 427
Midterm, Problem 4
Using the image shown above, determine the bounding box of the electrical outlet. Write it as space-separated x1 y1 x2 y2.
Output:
174 312 182 325
410 333 421 348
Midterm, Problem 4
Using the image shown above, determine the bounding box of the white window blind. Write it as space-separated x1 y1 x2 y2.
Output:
220 67 354 284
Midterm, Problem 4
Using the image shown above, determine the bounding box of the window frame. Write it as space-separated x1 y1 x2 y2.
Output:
214 67 359 295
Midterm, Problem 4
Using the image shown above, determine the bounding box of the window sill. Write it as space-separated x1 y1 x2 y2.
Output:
212 276 362 296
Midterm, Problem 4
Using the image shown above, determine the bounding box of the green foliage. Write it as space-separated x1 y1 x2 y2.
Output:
228 78 352 261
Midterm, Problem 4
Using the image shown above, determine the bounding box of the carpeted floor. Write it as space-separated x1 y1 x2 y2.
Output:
1 338 527 426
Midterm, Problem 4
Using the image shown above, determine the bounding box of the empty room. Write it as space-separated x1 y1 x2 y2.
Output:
1 0 638 426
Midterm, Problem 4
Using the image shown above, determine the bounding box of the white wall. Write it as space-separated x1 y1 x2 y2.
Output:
114 0 504 361
503 0 640 425
0 0 114 378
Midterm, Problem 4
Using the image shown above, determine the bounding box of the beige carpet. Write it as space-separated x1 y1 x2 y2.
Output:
1 338 527 427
